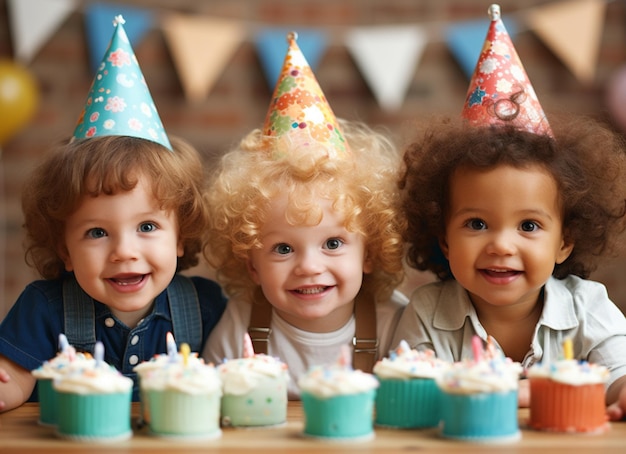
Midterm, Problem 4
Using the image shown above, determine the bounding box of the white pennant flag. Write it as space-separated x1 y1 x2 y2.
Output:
8 0 78 64
346 25 427 111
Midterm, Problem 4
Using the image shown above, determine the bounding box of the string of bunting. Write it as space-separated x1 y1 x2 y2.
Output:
6 0 609 111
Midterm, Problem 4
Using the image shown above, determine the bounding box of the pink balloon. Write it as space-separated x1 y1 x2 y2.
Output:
606 65 626 133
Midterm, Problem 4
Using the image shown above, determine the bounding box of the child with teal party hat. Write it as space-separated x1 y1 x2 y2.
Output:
0 16 226 412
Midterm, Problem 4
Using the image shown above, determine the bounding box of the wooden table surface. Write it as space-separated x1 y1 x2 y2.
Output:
1 402 625 453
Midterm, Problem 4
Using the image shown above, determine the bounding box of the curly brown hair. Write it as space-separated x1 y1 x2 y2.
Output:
399 115 626 281
203 120 405 303
22 135 209 279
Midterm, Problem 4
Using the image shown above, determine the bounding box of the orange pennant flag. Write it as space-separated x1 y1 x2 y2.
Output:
162 14 245 102
525 0 606 85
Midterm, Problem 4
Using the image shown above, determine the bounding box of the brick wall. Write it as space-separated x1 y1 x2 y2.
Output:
1 0 626 318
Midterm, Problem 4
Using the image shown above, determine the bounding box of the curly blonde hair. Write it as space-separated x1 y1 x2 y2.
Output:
22 135 209 279
204 120 405 303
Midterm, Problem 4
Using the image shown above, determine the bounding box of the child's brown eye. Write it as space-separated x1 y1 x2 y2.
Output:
521 221 538 232
468 219 486 230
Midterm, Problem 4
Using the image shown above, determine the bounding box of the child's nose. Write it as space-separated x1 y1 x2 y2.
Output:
109 234 138 262
485 231 517 255
294 250 324 275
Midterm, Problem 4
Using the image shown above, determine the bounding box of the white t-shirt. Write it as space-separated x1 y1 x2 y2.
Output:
202 290 408 400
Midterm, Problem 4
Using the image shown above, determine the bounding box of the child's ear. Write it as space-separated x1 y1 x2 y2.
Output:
177 240 184 258
363 254 373 274
556 239 574 265
438 235 450 259
246 257 261 285
58 246 73 271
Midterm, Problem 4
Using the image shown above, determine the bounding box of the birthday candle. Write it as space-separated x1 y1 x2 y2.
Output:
338 344 352 369
562 338 573 360
58 333 69 353
242 332 255 358
180 343 191 366
472 335 484 362
166 331 177 361
94 341 104 367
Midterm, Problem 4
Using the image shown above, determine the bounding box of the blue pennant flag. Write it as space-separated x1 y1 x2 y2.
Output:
255 28 327 90
446 18 518 79
85 2 155 73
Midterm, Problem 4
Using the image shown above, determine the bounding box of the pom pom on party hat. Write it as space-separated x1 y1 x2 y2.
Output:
72 15 172 150
262 32 349 158
461 4 552 136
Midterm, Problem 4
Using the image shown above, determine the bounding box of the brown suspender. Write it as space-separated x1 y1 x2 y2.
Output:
247 291 378 373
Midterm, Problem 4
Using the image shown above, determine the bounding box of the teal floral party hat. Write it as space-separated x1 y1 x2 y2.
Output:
72 15 172 150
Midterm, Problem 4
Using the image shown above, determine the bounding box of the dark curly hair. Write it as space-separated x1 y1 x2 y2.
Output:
22 135 209 279
398 115 626 281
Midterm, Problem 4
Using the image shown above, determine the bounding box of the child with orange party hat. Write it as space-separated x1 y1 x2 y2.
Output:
202 32 407 399
0 16 226 412
392 4 626 420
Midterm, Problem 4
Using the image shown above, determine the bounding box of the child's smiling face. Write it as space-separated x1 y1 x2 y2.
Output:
247 194 372 333
441 164 574 312
62 174 183 326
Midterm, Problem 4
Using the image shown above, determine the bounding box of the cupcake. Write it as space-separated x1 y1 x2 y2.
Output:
31 334 95 426
138 342 222 439
527 339 609 434
133 332 204 425
298 345 379 441
217 333 289 427
53 342 133 441
436 336 522 443
373 340 447 429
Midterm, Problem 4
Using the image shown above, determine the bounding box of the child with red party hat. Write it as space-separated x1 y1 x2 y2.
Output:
201 32 408 399
392 4 626 422
0 16 226 412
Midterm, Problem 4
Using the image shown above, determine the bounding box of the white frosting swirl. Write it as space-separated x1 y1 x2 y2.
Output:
138 359 222 395
31 351 95 380
374 342 447 379
437 353 522 394
218 355 289 395
53 363 133 394
527 359 609 385
298 364 379 398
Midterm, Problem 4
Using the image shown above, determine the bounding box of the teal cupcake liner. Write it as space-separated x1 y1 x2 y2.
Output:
439 390 520 442
301 390 376 440
375 377 441 428
146 390 221 439
56 391 132 441
37 378 57 426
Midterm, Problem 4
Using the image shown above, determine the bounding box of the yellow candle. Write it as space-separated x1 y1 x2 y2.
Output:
180 343 191 366
562 338 573 360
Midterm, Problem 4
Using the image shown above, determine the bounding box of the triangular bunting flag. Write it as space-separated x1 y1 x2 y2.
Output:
7 0 78 64
84 2 154 73
162 14 245 102
526 0 606 85
255 28 327 90
446 18 518 79
346 25 426 111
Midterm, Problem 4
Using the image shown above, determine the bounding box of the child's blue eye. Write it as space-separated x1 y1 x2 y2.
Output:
467 219 486 230
274 243 292 255
521 221 538 232
86 228 106 239
139 222 157 233
325 238 343 250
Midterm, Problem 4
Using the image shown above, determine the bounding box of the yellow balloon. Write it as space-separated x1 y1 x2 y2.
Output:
0 60 39 145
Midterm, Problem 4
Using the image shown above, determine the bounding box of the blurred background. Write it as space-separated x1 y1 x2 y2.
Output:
1 0 626 319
